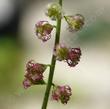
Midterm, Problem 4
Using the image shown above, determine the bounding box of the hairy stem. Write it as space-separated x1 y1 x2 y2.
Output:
41 0 62 109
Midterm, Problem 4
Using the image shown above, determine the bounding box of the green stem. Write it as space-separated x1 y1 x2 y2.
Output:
41 0 62 109
64 16 71 26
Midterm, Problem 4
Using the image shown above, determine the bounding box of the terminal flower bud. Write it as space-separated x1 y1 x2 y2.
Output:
23 60 47 89
66 48 81 67
54 44 68 61
46 3 62 20
35 21 53 42
52 85 72 104
65 14 84 32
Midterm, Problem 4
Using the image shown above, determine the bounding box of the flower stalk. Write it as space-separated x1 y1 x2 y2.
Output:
41 0 62 108
23 0 84 108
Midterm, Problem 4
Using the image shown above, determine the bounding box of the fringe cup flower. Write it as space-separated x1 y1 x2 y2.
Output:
67 48 81 67
52 85 72 104
54 44 81 67
35 21 53 42
54 43 68 61
23 60 47 89
46 3 62 20
65 14 84 32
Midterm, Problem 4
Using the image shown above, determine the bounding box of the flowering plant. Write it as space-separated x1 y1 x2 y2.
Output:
23 0 85 109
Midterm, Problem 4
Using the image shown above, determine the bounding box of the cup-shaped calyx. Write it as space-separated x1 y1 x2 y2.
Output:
65 14 85 32
54 44 69 61
35 21 54 42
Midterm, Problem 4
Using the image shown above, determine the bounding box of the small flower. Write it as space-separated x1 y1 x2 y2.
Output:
23 60 47 89
52 85 72 104
26 60 47 74
23 78 32 89
65 14 84 32
54 44 69 61
35 21 53 42
66 48 81 67
54 44 81 67
46 3 62 20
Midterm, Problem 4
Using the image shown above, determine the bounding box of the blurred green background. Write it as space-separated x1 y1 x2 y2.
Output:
0 0 110 109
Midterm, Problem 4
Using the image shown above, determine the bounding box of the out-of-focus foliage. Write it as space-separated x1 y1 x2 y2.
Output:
0 37 23 93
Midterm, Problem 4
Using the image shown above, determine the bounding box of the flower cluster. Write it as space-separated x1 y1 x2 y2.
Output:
46 3 62 20
65 14 84 32
52 85 72 104
23 0 85 107
54 44 81 67
35 21 53 42
23 60 47 89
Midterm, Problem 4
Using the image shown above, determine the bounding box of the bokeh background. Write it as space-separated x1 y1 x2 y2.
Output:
0 0 110 109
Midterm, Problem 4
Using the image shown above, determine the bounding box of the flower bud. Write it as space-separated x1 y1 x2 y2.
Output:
52 85 72 104
35 21 53 42
66 48 81 67
54 44 68 61
65 14 84 32
23 60 47 89
46 3 62 20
